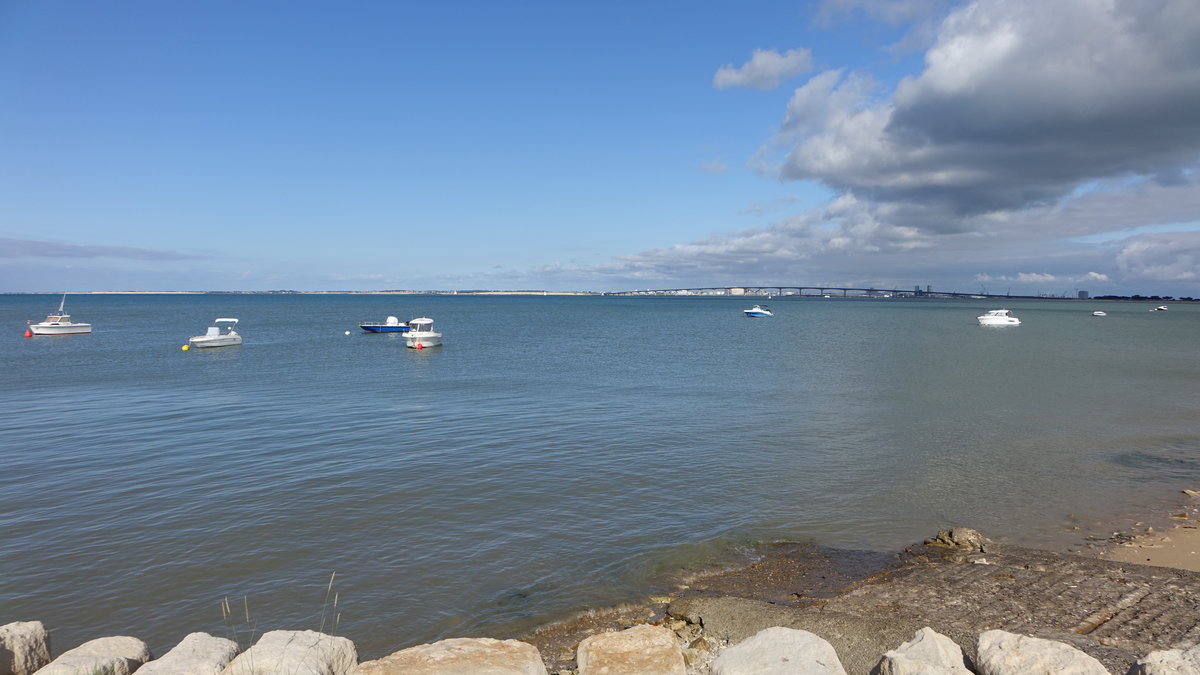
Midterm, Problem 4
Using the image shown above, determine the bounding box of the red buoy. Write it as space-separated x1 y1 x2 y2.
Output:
24 328 33 338
416 343 423 350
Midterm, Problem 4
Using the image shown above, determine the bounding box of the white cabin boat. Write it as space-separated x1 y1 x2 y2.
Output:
977 309 1020 326
1151 305 1168 311
1092 311 1107 317
188 318 242 348
744 305 773 317
28 294 92 335
403 317 442 349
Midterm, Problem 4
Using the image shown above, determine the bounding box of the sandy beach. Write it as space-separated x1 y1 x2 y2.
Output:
1098 491 1200 572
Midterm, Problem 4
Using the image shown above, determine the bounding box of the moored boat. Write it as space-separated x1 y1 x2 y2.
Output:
977 309 1020 326
744 304 773 318
27 294 92 335
1151 305 1168 311
1092 311 1107 317
188 318 242 348
360 316 411 333
403 317 442 349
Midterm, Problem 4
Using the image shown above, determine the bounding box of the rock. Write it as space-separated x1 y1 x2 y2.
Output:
139 632 239 674
354 637 547 674
221 630 356 675
1129 644 1200 674
0 621 50 675
576 624 685 675
877 627 971 675
976 630 1109 674
711 626 847 675
924 528 987 553
36 636 150 675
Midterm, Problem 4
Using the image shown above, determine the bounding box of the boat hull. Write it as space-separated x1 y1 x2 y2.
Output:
744 311 772 318
188 336 243 348
360 325 411 333
404 332 442 349
29 323 92 335
977 318 1020 326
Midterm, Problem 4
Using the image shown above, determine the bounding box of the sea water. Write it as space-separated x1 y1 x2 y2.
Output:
2 293 1198 658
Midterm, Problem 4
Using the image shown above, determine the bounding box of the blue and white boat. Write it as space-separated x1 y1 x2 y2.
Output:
744 304 773 318
359 316 411 333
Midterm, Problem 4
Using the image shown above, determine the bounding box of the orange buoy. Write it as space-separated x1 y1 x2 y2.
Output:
24 328 33 338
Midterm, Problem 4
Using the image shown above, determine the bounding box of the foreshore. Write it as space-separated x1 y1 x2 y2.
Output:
7 494 1200 674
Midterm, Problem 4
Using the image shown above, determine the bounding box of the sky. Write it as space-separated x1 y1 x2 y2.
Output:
2 0 1199 295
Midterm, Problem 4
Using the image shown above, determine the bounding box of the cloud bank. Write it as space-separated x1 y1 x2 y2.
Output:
568 0 1200 294
1 238 204 261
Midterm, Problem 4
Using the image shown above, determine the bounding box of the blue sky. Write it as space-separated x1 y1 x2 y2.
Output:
3 0 1199 294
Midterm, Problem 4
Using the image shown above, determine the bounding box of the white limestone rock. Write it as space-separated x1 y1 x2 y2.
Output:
577 624 685 675
36 635 151 675
354 637 548 674
220 630 356 675
976 630 1109 675
138 632 239 674
877 627 972 675
1129 644 1200 675
711 626 847 675
0 621 50 675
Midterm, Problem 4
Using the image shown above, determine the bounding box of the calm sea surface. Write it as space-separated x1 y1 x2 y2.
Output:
2 293 1198 658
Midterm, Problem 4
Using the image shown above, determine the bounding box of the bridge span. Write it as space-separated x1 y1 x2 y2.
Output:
604 285 1032 299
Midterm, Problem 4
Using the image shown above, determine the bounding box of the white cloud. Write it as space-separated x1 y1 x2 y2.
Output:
1116 232 1200 282
713 48 814 90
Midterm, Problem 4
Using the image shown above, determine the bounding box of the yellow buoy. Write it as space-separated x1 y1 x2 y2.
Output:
181 344 190 351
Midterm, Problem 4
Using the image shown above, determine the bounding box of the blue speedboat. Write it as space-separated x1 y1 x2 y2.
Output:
359 316 411 333
744 304 773 318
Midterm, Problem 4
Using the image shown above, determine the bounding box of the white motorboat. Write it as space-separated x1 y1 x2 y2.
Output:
1092 311 1107 317
1151 305 1168 311
188 318 242 348
977 309 1020 326
744 304 773 317
403 317 442 349
27 294 92 335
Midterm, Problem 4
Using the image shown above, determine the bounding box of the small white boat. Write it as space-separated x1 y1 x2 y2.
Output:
977 309 1020 326
1092 311 1107 317
1151 305 1168 311
27 294 92 335
188 318 242 348
404 317 442 349
744 304 773 317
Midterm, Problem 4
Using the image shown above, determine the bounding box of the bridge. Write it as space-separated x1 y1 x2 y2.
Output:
604 285 1043 299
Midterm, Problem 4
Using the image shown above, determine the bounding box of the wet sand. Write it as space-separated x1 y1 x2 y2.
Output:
1097 492 1200 572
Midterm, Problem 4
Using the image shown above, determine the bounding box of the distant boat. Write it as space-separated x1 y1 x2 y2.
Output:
744 305 773 318
1151 305 1168 311
188 318 242 348
977 309 1020 326
359 316 411 333
404 317 442 349
27 294 92 335
1092 311 1107 317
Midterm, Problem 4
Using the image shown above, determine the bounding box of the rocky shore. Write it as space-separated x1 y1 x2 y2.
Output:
6 524 1200 675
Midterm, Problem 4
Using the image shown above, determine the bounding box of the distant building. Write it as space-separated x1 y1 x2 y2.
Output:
1078 290 1089 299
728 287 746 296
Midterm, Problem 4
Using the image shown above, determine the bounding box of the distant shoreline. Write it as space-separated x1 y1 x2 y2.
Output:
4 290 1194 301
